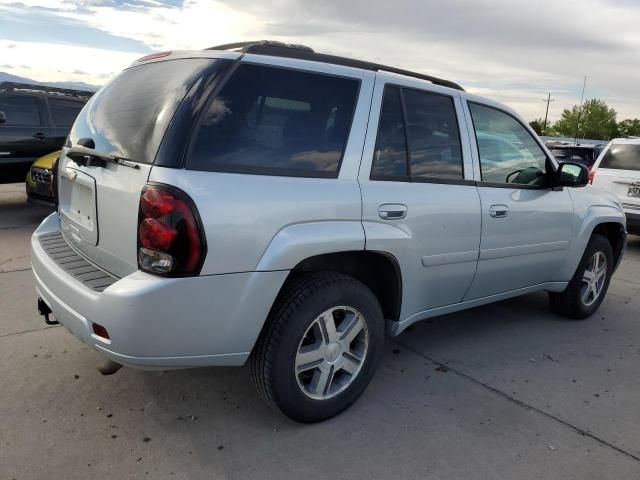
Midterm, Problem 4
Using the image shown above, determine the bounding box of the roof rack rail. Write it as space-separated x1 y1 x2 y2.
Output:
205 40 464 91
0 81 94 98
207 40 314 53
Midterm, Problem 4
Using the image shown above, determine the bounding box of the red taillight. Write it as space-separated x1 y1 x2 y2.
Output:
139 218 177 250
137 184 206 276
588 169 596 184
136 51 172 62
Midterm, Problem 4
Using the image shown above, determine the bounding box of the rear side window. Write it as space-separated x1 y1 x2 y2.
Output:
0 95 41 126
404 89 463 180
371 85 463 181
49 97 85 127
188 64 360 177
69 58 219 163
599 144 640 171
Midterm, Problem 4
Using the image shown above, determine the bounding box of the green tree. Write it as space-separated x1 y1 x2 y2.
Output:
529 118 544 135
553 98 618 140
617 118 640 137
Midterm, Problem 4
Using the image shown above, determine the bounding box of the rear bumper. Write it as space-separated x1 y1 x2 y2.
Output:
31 213 288 369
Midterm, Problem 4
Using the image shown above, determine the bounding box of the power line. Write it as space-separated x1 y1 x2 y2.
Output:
541 93 555 135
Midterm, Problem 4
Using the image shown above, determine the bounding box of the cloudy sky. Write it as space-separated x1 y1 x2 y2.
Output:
1 0 639 122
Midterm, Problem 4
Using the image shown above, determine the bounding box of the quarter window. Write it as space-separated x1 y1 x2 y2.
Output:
0 95 40 126
188 64 360 177
469 103 548 186
371 86 408 179
371 86 463 181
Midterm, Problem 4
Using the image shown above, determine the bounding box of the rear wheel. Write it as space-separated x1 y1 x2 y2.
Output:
251 272 385 423
549 234 613 319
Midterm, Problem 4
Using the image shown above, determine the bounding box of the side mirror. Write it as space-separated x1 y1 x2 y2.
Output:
0 111 6 124
556 162 589 188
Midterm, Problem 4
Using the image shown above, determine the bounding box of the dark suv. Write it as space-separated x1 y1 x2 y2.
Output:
0 82 92 184
548 144 605 171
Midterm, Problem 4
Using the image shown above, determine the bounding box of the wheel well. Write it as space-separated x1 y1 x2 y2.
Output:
287 251 403 322
592 222 625 266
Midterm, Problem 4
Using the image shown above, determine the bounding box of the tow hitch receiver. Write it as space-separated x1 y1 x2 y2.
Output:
38 297 59 325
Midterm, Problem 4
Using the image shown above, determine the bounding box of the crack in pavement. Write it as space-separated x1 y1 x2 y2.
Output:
0 325 57 339
0 266 32 274
393 338 640 464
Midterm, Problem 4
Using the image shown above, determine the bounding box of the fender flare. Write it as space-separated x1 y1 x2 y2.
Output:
255 221 365 271
554 204 625 281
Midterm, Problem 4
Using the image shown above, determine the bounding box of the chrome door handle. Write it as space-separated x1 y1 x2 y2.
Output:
378 203 407 220
489 204 509 218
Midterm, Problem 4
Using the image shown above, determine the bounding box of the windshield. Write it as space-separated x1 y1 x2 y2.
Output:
68 58 218 163
599 144 640 171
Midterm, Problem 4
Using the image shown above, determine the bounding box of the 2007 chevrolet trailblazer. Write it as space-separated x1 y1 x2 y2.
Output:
31 41 627 422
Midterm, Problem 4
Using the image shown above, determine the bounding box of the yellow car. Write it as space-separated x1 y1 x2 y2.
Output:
26 150 59 205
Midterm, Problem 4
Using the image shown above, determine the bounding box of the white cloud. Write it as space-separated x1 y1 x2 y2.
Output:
1 0 639 121
0 39 138 84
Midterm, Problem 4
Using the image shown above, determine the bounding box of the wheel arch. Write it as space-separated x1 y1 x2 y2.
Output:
288 250 403 323
555 205 626 281
591 221 626 271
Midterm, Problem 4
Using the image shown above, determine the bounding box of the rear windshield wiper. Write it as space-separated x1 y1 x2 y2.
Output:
66 143 139 170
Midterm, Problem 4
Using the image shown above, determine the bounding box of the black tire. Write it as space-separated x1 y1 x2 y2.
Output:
549 234 613 319
250 271 385 423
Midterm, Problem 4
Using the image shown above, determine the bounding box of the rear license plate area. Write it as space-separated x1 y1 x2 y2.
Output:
59 167 98 245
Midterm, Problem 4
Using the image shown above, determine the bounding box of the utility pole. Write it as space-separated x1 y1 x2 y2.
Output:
542 93 555 136
574 76 587 144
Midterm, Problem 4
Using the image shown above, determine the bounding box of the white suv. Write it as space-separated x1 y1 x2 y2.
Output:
591 137 640 235
31 41 627 422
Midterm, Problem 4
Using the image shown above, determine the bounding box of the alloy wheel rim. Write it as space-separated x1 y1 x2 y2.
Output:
294 306 369 400
580 251 607 307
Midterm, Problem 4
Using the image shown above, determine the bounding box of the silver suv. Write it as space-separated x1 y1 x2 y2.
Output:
31 41 627 422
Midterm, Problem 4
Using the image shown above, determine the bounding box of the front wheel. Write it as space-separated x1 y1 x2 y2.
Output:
549 234 613 319
251 272 385 423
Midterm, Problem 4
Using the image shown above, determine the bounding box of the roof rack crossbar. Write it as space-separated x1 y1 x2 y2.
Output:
0 82 94 98
205 40 464 91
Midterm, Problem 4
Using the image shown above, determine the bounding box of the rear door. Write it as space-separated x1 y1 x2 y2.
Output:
359 75 481 318
0 93 49 168
463 101 573 299
58 56 227 278
46 96 87 151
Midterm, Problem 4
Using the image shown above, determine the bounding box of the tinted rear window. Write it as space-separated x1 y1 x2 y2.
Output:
69 58 217 163
599 144 640 171
403 89 463 180
188 64 360 177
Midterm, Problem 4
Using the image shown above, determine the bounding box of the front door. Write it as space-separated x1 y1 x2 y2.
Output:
463 101 574 300
359 78 481 320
